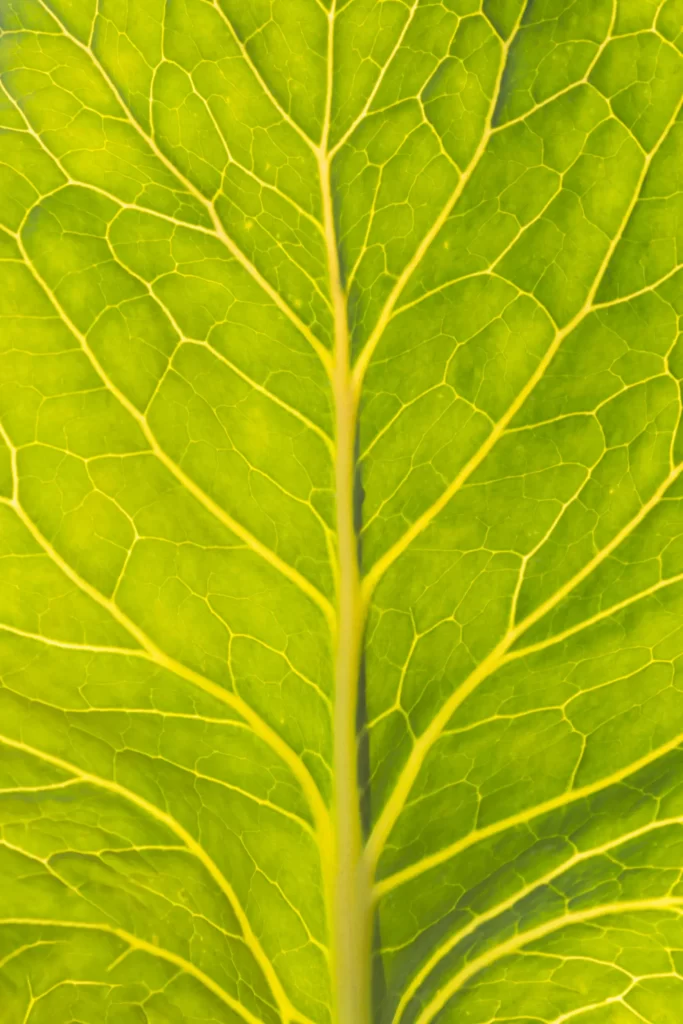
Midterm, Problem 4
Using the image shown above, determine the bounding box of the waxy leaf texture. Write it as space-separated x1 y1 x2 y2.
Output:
1 0 683 1022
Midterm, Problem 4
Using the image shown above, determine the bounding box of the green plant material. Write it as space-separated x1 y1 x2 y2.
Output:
0 1 682 1022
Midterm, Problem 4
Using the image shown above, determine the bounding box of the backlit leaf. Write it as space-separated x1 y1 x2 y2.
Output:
0 1 682 1022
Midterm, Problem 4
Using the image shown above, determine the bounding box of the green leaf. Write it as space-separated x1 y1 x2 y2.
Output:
0 1 682 1022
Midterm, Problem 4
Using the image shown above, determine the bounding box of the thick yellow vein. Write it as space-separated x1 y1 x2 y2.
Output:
319 3 372 1021
0 734 306 1024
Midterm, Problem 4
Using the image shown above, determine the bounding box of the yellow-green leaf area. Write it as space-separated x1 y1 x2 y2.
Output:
0 2 682 1024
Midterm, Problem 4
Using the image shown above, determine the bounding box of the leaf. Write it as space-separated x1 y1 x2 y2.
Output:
0 1 682 1022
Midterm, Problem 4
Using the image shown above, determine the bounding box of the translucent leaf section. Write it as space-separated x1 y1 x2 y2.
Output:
0 1 682 1023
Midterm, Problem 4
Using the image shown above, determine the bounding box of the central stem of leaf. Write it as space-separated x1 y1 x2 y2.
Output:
319 141 373 1024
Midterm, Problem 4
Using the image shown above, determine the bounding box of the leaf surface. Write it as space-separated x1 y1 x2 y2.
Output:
0 1 683 1022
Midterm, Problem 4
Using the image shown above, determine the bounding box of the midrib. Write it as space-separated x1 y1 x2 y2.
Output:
317 116 373 1024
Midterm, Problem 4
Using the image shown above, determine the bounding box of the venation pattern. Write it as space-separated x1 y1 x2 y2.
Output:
0 0 682 1022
